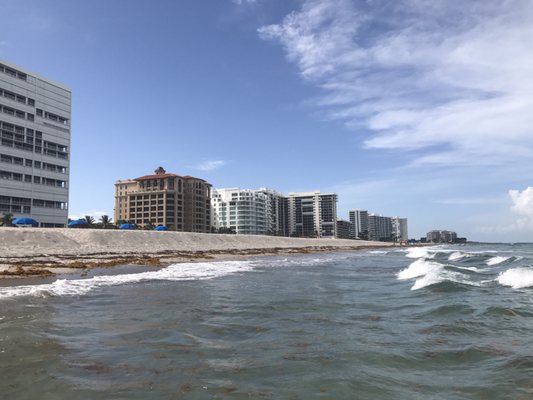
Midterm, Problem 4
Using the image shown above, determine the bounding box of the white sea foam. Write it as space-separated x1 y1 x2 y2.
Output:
368 250 389 254
397 259 443 280
497 268 533 289
405 247 435 259
0 261 255 299
397 259 479 290
453 265 482 272
411 269 446 290
486 256 511 266
448 252 466 261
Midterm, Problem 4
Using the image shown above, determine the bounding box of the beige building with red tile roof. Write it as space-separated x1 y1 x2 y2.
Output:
114 167 211 232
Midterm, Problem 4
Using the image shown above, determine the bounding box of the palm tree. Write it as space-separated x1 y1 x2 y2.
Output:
84 215 95 227
99 215 112 229
1 213 14 227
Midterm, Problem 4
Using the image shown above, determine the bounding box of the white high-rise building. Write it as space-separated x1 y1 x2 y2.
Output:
211 187 289 236
258 188 288 236
288 191 337 238
392 217 408 241
349 209 368 239
0 61 71 227
211 188 267 235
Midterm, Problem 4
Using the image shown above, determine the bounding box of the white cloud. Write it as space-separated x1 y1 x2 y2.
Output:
509 187 533 229
233 0 257 4
434 197 506 206
188 160 228 171
259 0 533 167
477 187 533 235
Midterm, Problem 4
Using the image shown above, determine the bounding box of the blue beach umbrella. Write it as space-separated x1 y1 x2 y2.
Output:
119 223 137 230
154 225 169 231
12 217 38 227
68 219 88 228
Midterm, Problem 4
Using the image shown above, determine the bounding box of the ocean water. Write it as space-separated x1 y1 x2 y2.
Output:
1 243 533 399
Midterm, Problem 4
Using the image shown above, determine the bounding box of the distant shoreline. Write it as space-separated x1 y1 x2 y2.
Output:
0 228 400 279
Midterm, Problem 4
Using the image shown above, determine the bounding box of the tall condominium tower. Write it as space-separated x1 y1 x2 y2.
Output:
211 188 268 235
392 217 409 241
336 219 352 239
258 188 288 236
288 191 337 238
211 187 288 236
0 60 71 227
114 167 211 232
349 209 368 239
367 214 393 241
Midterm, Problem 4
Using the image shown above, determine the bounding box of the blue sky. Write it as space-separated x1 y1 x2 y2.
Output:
1 0 533 241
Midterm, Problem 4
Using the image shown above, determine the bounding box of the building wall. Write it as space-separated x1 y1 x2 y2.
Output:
114 168 211 233
392 217 409 241
336 219 352 239
368 214 393 241
183 177 211 233
426 230 457 243
258 188 288 236
288 191 337 238
0 60 71 227
211 188 267 235
349 209 368 239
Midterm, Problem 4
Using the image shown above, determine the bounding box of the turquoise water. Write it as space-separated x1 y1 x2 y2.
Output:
1 244 533 399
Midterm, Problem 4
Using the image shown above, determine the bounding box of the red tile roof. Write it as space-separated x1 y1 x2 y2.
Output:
134 173 207 182
182 175 206 182
134 173 180 181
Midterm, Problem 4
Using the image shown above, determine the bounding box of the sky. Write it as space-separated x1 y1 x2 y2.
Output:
1 0 532 241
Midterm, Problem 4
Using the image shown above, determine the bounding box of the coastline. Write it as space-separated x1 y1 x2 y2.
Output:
0 228 398 279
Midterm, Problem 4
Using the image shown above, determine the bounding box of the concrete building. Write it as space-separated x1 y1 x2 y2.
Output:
211 188 267 235
349 209 368 239
368 214 393 241
392 217 409 241
0 60 71 227
114 167 211 232
211 187 288 236
260 188 289 236
336 219 352 239
426 230 458 243
288 191 337 238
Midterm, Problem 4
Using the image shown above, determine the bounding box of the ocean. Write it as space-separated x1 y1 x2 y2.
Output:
1 243 533 399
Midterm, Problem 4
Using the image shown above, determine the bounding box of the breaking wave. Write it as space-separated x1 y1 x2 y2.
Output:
405 247 435 259
402 244 533 290
0 261 255 299
448 252 467 261
497 268 533 289
486 256 511 266
397 259 479 290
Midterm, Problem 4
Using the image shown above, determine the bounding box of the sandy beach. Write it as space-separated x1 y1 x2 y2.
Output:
0 228 394 278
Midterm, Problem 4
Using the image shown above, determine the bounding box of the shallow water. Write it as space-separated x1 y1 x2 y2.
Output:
2 243 533 399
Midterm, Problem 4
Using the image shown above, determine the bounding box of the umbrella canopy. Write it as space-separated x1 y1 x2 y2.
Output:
119 223 137 230
154 225 169 231
68 219 88 227
12 217 38 226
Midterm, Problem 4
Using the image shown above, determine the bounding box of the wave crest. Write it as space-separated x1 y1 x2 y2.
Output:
0 261 255 299
497 268 533 289
486 256 511 266
397 259 481 290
